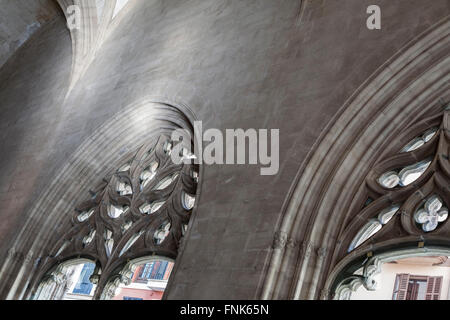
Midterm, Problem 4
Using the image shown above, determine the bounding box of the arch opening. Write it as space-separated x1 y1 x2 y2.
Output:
32 258 99 301
260 17 450 300
30 130 198 300
0 100 201 300
101 256 174 300
330 246 450 300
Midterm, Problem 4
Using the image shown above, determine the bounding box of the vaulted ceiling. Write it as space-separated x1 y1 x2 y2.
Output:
0 0 132 90
0 0 60 68
55 0 132 92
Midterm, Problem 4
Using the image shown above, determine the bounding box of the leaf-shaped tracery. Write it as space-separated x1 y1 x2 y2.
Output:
348 205 401 252
77 208 95 222
36 134 199 299
345 109 450 253
154 221 171 245
378 159 432 189
401 127 438 153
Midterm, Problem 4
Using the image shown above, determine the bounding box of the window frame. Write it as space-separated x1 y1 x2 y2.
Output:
392 273 443 300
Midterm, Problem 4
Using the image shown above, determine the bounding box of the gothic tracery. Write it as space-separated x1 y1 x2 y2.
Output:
334 107 450 299
347 109 450 252
33 134 198 299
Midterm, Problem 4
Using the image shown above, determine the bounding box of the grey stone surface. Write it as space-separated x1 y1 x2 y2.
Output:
0 0 448 299
0 15 72 253
0 0 60 68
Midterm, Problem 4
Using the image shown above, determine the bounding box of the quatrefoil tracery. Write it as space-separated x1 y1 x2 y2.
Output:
414 195 449 232
347 110 450 252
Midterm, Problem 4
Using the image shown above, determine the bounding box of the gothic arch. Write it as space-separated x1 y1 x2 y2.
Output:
33 257 98 300
100 255 174 300
0 98 201 300
328 246 450 300
261 16 450 300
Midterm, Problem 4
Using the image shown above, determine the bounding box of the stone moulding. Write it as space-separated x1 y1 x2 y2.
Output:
260 16 450 300
330 246 450 300
0 98 200 300
33 258 94 300
31 134 197 299
56 0 133 94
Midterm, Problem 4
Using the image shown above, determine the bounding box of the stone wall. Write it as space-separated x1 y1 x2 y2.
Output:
0 0 60 68
0 0 448 299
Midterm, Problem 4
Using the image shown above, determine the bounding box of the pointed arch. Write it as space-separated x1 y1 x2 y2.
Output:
0 97 201 300
261 16 450 300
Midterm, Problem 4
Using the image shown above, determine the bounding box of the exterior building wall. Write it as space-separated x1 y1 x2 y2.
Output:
57 262 170 301
112 286 164 301
112 262 173 300
352 263 450 300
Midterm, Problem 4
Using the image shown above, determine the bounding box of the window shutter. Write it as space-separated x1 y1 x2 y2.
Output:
407 282 419 300
393 274 410 300
426 276 442 300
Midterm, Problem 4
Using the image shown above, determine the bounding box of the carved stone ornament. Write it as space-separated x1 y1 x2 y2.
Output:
333 247 450 300
272 231 288 249
344 109 450 254
33 134 198 299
